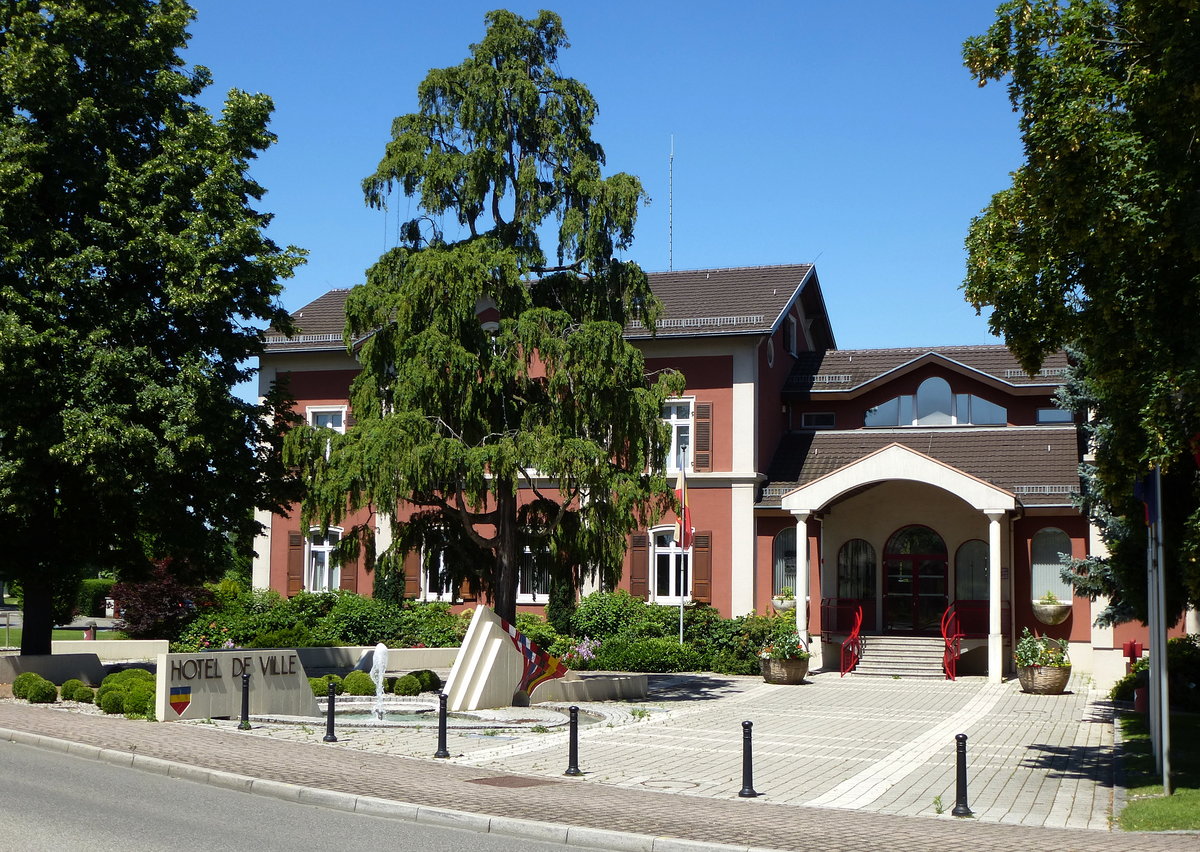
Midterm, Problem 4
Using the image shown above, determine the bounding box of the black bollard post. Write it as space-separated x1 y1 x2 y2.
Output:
434 692 450 758
238 672 251 730
323 681 337 743
738 720 758 797
564 705 583 776
952 733 973 817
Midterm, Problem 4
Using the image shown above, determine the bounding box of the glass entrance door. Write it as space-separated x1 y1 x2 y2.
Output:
883 526 948 634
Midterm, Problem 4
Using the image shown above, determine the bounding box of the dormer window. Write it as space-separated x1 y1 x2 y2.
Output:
865 380 1007 427
785 316 798 357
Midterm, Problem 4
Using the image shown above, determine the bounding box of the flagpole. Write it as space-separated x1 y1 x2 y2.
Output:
1154 466 1172 794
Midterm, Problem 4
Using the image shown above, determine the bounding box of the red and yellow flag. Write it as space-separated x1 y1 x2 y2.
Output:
674 468 693 549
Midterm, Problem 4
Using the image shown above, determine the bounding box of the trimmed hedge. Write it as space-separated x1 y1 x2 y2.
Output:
592 636 705 673
12 672 43 700
342 670 377 696
78 579 116 618
25 676 59 704
392 674 420 696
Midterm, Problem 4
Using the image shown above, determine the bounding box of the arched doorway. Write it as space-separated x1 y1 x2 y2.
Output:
883 525 947 634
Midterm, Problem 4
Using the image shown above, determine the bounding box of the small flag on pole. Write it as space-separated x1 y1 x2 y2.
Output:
1133 469 1160 527
675 468 693 549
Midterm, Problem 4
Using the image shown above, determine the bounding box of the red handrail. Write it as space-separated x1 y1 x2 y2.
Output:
941 602 963 681
841 604 864 677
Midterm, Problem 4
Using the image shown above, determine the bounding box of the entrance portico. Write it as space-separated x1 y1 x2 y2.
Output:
781 443 1016 682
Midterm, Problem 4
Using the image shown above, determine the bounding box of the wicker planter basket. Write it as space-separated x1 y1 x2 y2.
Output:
1017 664 1071 694
760 657 809 685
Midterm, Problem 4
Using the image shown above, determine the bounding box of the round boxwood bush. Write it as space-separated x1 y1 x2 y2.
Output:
122 684 155 718
392 674 420 696
99 688 127 714
342 670 377 696
59 678 86 698
25 677 59 704
410 669 442 693
12 672 44 700
101 668 154 687
72 685 95 704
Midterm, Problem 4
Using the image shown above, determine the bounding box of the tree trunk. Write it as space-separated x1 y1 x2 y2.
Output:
19 577 54 656
492 487 519 624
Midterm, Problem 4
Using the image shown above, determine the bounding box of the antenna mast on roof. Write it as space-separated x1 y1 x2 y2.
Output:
668 135 674 272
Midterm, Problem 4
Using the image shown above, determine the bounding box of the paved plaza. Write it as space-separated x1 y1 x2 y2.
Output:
0 668 1194 851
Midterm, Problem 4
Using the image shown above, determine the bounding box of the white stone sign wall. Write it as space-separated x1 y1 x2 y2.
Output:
155 650 321 722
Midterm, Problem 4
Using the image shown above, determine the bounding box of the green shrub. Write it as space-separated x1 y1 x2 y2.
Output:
707 648 761 676
593 636 704 673
246 624 328 649
59 678 86 698
122 684 155 718
72 685 95 704
545 573 576 636
342 670 377 696
99 688 127 714
25 677 59 703
394 601 467 647
101 667 154 687
78 579 116 618
571 590 653 641
392 674 421 696
515 613 560 651
410 669 442 692
12 672 43 699
311 593 404 646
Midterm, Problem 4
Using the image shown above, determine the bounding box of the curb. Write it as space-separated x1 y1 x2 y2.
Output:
0 724 783 852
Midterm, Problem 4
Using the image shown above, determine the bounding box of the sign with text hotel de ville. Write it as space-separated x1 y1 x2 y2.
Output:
154 650 322 722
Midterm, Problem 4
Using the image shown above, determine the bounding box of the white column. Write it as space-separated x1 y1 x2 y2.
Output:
986 511 1005 683
793 511 811 639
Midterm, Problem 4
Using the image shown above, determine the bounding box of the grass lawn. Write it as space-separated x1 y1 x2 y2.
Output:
1118 711 1200 831
1 628 128 647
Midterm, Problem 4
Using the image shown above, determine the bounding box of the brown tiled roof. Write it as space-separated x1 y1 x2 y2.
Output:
785 345 1071 393
624 264 817 339
266 264 825 352
264 289 355 352
760 426 1082 508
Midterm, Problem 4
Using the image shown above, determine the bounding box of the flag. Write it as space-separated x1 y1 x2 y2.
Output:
674 468 693 550
1133 468 1159 527
499 616 568 694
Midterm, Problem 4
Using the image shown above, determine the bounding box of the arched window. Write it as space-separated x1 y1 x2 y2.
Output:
915 377 953 425
955 539 989 599
885 525 947 557
773 527 796 595
837 539 876 599
1031 528 1073 601
307 527 342 592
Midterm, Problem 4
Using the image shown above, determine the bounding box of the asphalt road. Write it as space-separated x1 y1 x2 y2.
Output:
0 740 582 852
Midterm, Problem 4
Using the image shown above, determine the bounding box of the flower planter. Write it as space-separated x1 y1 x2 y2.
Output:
760 657 809 685
771 598 796 611
1017 664 1071 694
1031 601 1072 626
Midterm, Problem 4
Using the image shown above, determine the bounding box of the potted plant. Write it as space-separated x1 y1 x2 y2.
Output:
771 586 796 611
759 628 811 684
1014 627 1072 694
1031 590 1072 626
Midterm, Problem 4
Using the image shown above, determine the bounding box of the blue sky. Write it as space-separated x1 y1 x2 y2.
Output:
186 0 1021 351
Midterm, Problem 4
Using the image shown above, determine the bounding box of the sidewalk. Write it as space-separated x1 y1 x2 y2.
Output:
0 671 1194 851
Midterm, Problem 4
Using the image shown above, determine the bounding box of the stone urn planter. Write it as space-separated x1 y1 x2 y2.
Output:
1032 600 1072 626
771 597 796 611
1017 664 1072 694
760 657 809 685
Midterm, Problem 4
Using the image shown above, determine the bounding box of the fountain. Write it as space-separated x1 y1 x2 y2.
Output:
369 642 388 720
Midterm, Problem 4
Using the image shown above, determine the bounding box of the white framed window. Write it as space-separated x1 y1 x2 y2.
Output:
421 547 457 602
772 527 796 595
516 547 551 604
307 405 346 433
1037 407 1074 424
865 387 1007 427
662 399 693 473
650 526 690 604
801 411 836 429
307 527 342 592
1031 527 1073 601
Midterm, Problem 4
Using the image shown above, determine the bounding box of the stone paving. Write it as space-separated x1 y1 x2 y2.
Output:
0 669 1195 851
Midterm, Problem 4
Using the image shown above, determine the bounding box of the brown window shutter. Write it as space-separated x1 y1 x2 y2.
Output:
458 580 477 602
403 550 421 599
339 546 358 593
629 533 649 599
345 406 356 428
693 402 712 472
286 532 304 597
691 532 712 603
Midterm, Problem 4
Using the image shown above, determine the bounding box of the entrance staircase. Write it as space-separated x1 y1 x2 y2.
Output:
852 634 946 678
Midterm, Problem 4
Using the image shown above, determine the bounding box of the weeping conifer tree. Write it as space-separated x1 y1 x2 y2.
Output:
286 10 682 623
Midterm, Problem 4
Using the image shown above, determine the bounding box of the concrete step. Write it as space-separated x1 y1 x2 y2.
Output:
852 635 948 678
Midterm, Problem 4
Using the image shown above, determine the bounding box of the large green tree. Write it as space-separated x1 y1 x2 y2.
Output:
286 10 681 624
963 0 1200 621
0 0 304 654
